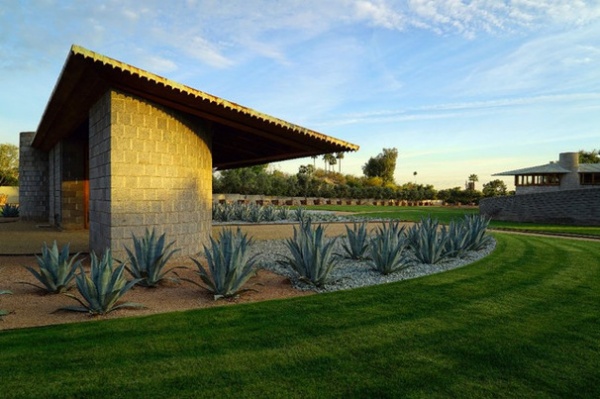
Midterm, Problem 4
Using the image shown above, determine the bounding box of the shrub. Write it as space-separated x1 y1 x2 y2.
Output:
368 222 412 275
1 204 19 217
279 219 339 287
124 228 181 287
22 241 82 293
187 228 258 300
408 217 449 265
340 222 370 260
59 249 143 315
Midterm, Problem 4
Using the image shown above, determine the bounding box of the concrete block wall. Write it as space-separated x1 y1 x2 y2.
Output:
480 188 600 225
89 92 112 254
48 143 62 225
18 132 49 221
89 90 212 259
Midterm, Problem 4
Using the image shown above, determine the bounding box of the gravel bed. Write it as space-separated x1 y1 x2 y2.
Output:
214 211 386 225
251 236 497 293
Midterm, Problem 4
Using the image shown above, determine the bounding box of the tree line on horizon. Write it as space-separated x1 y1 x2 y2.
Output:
213 148 518 204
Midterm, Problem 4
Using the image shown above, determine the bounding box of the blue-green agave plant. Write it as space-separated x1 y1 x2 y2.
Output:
186 228 258 300
59 249 144 315
22 241 82 293
279 218 339 287
124 228 181 287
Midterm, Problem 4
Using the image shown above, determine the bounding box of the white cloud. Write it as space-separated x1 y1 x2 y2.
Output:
140 55 178 74
352 0 600 38
355 0 406 30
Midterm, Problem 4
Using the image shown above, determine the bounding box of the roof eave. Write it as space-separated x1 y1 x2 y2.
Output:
32 45 359 167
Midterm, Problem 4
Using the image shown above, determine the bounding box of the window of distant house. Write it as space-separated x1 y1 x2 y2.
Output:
514 174 561 186
580 173 600 185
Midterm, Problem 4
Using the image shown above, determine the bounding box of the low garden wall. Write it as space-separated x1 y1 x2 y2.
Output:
213 193 443 207
479 188 600 226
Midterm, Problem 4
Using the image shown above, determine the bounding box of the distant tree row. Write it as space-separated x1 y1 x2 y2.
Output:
213 158 510 204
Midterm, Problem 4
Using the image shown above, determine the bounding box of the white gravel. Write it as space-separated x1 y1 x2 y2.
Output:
250 236 496 293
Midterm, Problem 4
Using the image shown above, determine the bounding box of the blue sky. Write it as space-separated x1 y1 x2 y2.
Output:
1 0 599 190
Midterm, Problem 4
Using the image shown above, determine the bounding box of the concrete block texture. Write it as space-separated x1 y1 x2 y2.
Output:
89 90 212 259
480 188 600 225
18 132 49 221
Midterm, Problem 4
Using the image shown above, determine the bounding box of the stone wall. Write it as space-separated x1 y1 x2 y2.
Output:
480 188 600 225
89 90 212 259
18 132 48 221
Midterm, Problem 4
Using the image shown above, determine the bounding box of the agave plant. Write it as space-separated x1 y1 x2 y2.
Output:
462 214 493 251
247 204 264 223
444 220 469 258
124 228 180 287
279 219 339 287
294 206 309 223
339 222 370 260
1 204 19 217
0 288 11 319
233 203 250 221
262 205 277 222
22 241 82 293
59 249 143 315
408 217 449 265
277 206 291 221
186 228 258 300
368 223 412 275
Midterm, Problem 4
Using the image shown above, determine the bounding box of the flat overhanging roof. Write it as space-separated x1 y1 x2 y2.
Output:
33 45 359 169
493 163 571 176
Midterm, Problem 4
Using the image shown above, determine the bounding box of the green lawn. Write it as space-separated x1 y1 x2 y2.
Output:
1 233 599 398
305 205 600 237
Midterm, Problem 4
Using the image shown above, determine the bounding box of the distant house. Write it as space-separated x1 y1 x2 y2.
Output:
494 152 600 195
480 152 600 225
19 45 359 258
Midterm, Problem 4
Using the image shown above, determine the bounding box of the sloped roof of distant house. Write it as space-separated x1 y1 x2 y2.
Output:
494 162 600 176
33 45 359 169
580 164 600 173
493 163 571 176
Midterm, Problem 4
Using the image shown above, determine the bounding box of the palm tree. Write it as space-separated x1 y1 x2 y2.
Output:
311 155 317 168
413 171 417 183
322 154 336 172
468 174 479 190
328 155 337 172
335 152 344 173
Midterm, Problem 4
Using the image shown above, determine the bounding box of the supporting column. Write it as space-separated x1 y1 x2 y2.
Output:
18 132 49 221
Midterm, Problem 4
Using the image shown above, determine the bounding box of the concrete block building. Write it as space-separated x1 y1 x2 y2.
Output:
493 152 600 195
19 45 358 257
480 152 600 225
